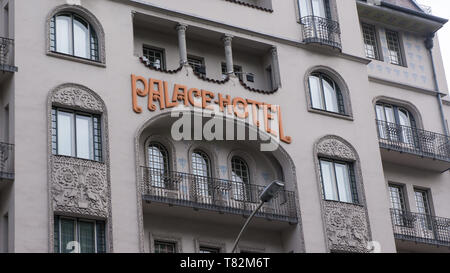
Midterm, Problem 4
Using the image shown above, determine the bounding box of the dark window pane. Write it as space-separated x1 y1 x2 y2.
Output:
78 221 95 253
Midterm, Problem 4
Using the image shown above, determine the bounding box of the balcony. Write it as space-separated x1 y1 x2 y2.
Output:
0 142 14 180
391 209 450 250
376 120 450 172
140 167 298 224
300 16 342 51
0 37 17 73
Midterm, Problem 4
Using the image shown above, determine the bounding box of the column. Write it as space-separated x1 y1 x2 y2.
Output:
270 46 281 88
176 23 188 66
222 35 234 76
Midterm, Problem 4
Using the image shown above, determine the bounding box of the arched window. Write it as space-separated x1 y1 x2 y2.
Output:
231 156 251 201
147 142 170 188
50 13 99 61
308 72 345 114
191 150 211 197
375 103 416 144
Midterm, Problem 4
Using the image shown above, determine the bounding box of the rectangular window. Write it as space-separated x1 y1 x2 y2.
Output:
52 108 102 162
414 189 432 230
54 216 106 253
143 46 165 69
188 56 206 77
414 189 431 215
319 159 358 204
154 241 177 253
389 184 406 211
221 63 243 81
199 246 220 253
362 23 381 60
389 184 408 226
385 30 404 66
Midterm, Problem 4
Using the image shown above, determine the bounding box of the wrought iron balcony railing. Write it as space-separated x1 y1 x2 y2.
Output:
300 16 342 50
140 167 298 223
390 209 450 247
376 120 450 162
0 142 14 180
0 37 17 73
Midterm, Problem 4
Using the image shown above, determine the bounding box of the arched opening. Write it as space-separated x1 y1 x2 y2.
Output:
134 110 304 253
304 66 353 119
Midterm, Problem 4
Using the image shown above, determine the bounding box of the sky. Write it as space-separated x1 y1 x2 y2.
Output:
417 0 450 87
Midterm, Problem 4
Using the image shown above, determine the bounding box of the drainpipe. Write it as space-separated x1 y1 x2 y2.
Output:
425 33 449 137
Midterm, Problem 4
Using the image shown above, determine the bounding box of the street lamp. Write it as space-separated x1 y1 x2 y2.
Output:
231 180 285 253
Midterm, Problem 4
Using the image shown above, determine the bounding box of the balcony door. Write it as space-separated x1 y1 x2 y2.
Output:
147 142 170 189
299 0 332 42
191 150 212 202
376 103 416 146
414 189 433 237
299 0 329 18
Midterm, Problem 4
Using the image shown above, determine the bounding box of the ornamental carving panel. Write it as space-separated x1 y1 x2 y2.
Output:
52 85 104 112
51 156 109 218
317 137 357 161
324 201 370 253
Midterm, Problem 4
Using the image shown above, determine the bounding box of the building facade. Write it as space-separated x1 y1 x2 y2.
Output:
0 0 449 253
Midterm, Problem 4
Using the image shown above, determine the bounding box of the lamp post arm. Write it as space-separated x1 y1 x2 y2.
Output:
231 200 265 253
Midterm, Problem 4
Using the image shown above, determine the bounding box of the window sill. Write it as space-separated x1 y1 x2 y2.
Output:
47 51 106 68
308 108 354 121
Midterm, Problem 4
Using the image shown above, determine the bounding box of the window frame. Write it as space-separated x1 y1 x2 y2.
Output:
375 102 417 144
221 63 243 81
154 240 178 253
199 246 221 253
54 215 106 253
50 12 100 62
188 55 206 77
297 0 332 19
231 156 253 202
191 150 213 197
143 45 166 70
361 23 382 61
308 72 346 115
385 29 406 67
414 188 432 216
51 107 103 162
318 158 359 205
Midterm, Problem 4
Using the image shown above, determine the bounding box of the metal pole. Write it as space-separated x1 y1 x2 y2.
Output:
231 200 265 253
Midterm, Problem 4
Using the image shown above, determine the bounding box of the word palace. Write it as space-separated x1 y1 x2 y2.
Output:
131 74 292 144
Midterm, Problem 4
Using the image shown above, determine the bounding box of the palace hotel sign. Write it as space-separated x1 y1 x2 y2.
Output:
131 74 292 144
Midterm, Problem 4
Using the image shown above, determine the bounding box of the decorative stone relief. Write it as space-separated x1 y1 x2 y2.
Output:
52 84 104 112
316 137 357 161
324 201 370 253
315 135 372 253
48 83 112 252
51 156 109 218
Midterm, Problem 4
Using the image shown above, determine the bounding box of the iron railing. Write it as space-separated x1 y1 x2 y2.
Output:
0 37 16 72
391 209 450 247
300 16 342 50
140 167 298 223
376 120 450 162
0 142 14 180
